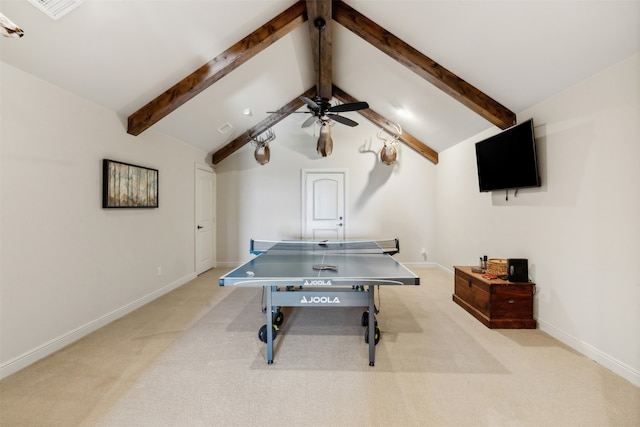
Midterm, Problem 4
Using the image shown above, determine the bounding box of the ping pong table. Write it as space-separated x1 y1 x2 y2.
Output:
219 239 420 366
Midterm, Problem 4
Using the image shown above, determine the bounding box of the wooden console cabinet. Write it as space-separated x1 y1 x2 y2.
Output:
453 266 536 329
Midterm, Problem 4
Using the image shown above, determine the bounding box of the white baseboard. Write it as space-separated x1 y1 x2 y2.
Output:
435 264 454 275
438 263 638 387
216 261 243 268
0 272 197 380
399 261 438 269
537 318 640 387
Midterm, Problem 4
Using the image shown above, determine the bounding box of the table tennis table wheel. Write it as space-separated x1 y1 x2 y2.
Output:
258 324 277 343
361 311 377 327
364 325 381 345
273 311 284 326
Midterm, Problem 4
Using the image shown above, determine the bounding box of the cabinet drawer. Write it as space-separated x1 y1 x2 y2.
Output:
492 287 534 318
455 274 490 317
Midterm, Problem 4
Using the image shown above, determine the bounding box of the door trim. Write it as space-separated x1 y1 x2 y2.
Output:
195 163 216 274
301 169 348 240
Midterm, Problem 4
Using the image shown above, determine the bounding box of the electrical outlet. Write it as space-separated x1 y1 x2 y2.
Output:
421 248 426 255
157 266 162 276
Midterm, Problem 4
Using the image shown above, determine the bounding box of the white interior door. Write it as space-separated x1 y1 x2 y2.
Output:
302 170 346 240
195 164 215 274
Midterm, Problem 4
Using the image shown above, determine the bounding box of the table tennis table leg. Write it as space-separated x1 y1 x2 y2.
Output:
368 285 375 366
266 285 275 364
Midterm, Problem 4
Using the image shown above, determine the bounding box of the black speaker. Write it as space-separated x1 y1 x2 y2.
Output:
507 258 529 282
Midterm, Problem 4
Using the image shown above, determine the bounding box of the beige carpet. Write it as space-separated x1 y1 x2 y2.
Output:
1 268 638 426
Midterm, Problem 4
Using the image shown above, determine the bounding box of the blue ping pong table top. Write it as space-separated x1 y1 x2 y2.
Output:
219 240 420 287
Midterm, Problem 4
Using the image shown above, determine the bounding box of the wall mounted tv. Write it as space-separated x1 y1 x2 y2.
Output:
475 118 541 192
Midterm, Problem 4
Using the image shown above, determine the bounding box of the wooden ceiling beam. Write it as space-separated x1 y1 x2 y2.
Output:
333 86 439 164
305 0 332 99
127 1 307 136
211 87 316 164
333 0 516 130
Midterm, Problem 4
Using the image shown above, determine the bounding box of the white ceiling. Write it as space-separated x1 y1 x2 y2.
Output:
1 0 639 158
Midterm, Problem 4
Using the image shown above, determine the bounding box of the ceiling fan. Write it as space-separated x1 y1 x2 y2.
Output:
300 93 369 156
295 17 370 156
304 18 369 156
299 95 368 129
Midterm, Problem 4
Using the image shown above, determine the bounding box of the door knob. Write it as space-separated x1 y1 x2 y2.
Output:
197 225 203 229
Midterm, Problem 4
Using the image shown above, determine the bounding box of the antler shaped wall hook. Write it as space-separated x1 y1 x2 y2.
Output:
250 128 275 165
377 123 402 165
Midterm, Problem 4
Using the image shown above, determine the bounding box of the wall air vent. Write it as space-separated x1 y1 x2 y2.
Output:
27 0 82 21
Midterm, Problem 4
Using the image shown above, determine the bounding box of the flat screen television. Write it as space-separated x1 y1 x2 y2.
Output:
475 118 540 192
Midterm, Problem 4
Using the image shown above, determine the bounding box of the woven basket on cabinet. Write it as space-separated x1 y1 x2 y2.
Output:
486 258 507 276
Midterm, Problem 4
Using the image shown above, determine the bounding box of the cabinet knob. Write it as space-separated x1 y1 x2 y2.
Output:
508 299 514 304
468 280 472 287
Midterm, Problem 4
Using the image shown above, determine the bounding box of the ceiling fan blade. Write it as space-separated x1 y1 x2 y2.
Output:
301 115 317 128
328 114 359 127
300 96 319 111
328 101 369 113
267 111 309 114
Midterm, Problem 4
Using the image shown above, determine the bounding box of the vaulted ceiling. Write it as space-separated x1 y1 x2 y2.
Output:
1 0 638 165
126 0 517 165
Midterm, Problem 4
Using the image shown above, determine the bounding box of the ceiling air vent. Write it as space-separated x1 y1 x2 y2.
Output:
27 0 82 21
217 123 233 134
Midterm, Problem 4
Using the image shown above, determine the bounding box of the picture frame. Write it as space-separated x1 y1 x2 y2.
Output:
102 159 158 208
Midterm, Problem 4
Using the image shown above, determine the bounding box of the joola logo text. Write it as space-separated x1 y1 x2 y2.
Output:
300 296 341 304
303 280 332 286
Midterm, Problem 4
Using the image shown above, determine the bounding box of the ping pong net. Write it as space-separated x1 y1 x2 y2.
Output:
250 238 400 256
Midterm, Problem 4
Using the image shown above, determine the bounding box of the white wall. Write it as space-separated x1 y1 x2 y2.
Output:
3 50 638 387
0 63 209 378
214 114 438 266
436 53 640 386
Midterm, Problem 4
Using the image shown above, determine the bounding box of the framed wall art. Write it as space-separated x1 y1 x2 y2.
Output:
102 159 158 208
